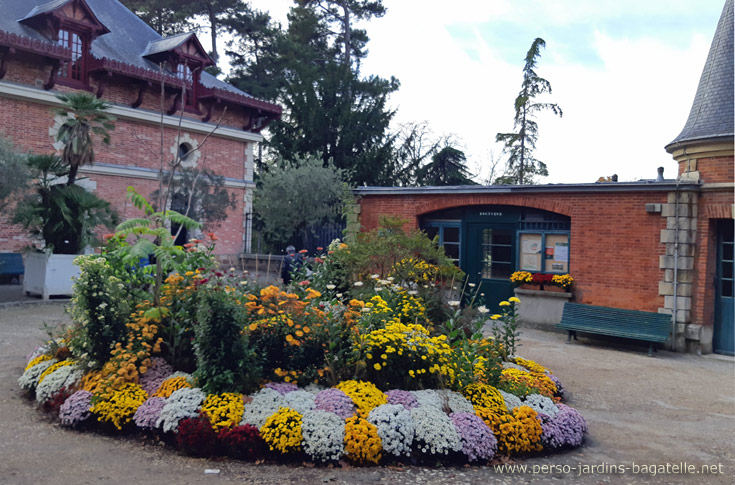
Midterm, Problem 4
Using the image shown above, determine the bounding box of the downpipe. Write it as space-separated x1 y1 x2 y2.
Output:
671 179 680 351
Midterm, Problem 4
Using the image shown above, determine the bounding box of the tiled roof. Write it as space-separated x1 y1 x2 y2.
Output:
667 0 734 148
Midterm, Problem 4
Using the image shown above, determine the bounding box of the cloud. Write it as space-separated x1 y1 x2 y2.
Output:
244 0 723 184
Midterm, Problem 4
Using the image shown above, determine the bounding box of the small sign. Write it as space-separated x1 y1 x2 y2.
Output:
479 211 503 217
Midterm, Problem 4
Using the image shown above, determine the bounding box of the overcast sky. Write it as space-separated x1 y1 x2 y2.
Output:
243 0 726 184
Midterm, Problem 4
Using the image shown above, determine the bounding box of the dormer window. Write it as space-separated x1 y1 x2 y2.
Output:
177 63 193 83
176 61 199 109
57 29 86 83
143 32 212 112
18 0 109 89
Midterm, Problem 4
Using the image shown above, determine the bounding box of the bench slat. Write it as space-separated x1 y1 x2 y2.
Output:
557 302 671 344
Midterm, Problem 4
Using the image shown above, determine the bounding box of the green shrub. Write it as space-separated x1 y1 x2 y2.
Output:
194 287 259 394
68 256 131 368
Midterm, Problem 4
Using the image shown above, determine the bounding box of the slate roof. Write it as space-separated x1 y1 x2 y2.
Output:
2 0 279 114
142 32 198 58
667 0 734 149
18 0 72 22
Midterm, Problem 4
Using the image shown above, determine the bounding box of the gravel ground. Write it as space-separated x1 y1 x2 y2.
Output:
1 304 733 485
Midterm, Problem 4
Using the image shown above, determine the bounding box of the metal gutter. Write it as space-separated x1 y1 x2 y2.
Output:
354 181 702 196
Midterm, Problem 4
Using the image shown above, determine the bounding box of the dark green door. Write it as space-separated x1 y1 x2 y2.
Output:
714 220 734 355
465 223 515 311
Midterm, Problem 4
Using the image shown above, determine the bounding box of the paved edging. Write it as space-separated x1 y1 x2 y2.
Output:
0 299 69 309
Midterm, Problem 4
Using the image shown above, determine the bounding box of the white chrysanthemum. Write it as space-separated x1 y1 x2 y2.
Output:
27 345 51 362
303 383 325 395
436 390 475 414
157 387 206 433
411 390 443 409
368 404 414 457
284 390 316 414
35 365 84 404
524 393 558 418
18 359 56 391
502 361 527 371
410 406 462 455
301 410 345 462
499 389 523 411
240 388 286 429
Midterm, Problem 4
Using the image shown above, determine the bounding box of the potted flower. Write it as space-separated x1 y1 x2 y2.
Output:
12 93 117 299
551 274 574 292
531 272 555 290
512 272 574 328
510 271 534 289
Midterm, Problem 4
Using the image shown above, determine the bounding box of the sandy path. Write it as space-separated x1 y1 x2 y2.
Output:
1 305 733 484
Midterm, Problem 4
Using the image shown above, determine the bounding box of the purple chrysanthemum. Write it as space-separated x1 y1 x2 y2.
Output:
451 412 497 462
549 374 565 398
265 381 299 395
314 388 356 419
539 404 587 449
133 397 167 430
59 390 93 427
386 389 419 410
138 358 174 395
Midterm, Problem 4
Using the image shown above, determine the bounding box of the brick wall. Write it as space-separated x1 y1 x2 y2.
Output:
681 155 734 184
692 190 735 327
358 190 670 313
0 51 254 255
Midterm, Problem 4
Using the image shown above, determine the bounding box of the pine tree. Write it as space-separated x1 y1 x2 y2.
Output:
495 38 562 185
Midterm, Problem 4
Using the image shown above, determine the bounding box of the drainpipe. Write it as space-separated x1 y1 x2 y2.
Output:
671 177 680 351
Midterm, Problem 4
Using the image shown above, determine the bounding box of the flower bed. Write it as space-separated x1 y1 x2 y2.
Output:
19 350 586 464
18 220 587 466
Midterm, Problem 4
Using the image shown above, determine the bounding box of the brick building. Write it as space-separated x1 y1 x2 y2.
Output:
353 0 733 354
0 0 280 255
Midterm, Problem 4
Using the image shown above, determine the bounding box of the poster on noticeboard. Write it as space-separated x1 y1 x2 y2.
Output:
544 235 569 273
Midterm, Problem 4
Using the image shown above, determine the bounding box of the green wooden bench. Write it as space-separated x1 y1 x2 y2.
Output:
557 302 671 356
0 253 24 283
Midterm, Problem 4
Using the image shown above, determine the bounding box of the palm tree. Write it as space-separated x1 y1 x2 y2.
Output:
12 155 118 254
54 92 115 186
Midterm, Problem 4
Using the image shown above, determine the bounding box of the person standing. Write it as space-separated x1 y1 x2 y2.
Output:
281 245 302 285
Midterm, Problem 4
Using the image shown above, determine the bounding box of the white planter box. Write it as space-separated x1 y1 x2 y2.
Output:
23 252 80 300
514 288 573 329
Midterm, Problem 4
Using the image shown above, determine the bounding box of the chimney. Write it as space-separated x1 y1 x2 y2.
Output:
656 166 664 182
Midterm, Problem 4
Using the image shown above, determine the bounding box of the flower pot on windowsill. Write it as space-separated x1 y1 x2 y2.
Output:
519 283 538 290
543 285 566 293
